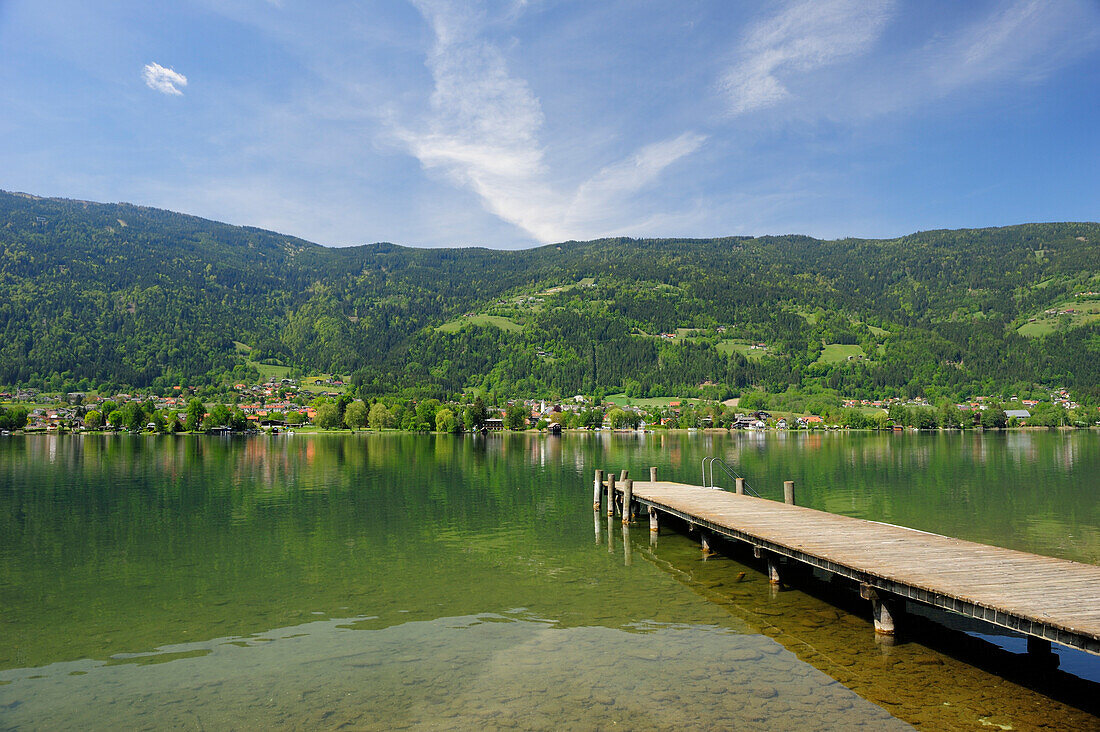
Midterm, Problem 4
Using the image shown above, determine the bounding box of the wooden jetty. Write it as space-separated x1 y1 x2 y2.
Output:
594 469 1100 658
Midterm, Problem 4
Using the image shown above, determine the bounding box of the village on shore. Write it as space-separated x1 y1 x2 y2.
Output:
0 373 1095 435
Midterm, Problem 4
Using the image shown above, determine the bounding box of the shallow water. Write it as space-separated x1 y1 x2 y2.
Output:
1 431 1097 729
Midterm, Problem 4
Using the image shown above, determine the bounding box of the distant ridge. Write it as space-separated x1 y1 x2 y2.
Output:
1 189 1098 402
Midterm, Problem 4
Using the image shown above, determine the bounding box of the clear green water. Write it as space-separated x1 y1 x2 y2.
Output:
1 432 1098 730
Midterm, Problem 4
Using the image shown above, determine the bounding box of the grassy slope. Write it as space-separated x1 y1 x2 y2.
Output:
1018 299 1100 338
436 314 524 333
716 340 768 361
604 393 700 408
816 344 868 365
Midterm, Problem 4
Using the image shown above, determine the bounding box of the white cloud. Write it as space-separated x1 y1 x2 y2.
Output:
566 133 707 233
827 0 1100 120
720 0 894 115
398 0 704 243
929 0 1097 92
142 62 188 96
960 0 1052 71
711 0 1100 131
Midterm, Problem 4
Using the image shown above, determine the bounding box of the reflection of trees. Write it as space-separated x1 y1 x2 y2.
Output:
1 433 732 670
1 432 1097 673
8 432 1099 563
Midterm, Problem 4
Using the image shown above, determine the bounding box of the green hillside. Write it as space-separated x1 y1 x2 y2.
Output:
2 190 1100 402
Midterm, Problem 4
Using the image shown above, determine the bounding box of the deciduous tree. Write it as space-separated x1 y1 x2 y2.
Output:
344 400 368 430
83 410 104 430
368 402 394 430
435 407 457 433
504 403 527 430
315 402 341 429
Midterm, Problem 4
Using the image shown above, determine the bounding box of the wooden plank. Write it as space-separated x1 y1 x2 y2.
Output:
618 481 1100 654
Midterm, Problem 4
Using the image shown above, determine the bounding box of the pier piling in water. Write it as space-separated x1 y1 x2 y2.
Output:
783 480 795 505
622 479 634 525
861 584 898 635
606 474 616 517
755 546 781 584
593 469 604 510
1027 636 1060 669
701 532 716 559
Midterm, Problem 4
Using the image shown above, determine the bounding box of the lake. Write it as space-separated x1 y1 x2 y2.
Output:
1 431 1098 729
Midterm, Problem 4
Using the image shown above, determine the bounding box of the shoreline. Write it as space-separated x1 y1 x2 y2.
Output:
5 425 1094 437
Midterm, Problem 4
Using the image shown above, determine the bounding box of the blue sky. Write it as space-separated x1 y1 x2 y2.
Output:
1 0 1098 248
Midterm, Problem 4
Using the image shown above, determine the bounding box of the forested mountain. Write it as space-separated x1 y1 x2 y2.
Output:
2 190 1099 402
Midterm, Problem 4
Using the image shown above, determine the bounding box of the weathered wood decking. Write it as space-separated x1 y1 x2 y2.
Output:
617 480 1100 655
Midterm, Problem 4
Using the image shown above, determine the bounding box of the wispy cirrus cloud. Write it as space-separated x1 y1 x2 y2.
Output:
926 0 1098 93
719 0 1098 122
397 0 705 243
812 0 1100 121
565 133 707 234
142 62 188 96
719 0 895 116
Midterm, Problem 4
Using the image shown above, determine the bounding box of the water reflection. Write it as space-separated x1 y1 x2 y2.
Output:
1 432 1098 730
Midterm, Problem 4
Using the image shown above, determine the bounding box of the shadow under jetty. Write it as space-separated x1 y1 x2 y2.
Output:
615 514 1100 731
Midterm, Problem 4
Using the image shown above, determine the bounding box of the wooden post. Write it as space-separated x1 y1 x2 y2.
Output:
622 524 633 566
872 600 895 635
593 469 604 510
649 466 657 482
594 510 602 544
648 506 659 534
783 480 795 505
701 532 716 559
861 584 897 636
607 516 615 552
622 479 633 525
735 477 745 495
1027 637 1060 669
606 474 616 517
619 469 629 482
755 546 780 584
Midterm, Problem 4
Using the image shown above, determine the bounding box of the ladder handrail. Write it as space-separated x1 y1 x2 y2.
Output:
700 457 761 497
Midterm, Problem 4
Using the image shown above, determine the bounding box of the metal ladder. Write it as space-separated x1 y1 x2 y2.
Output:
700 457 761 497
